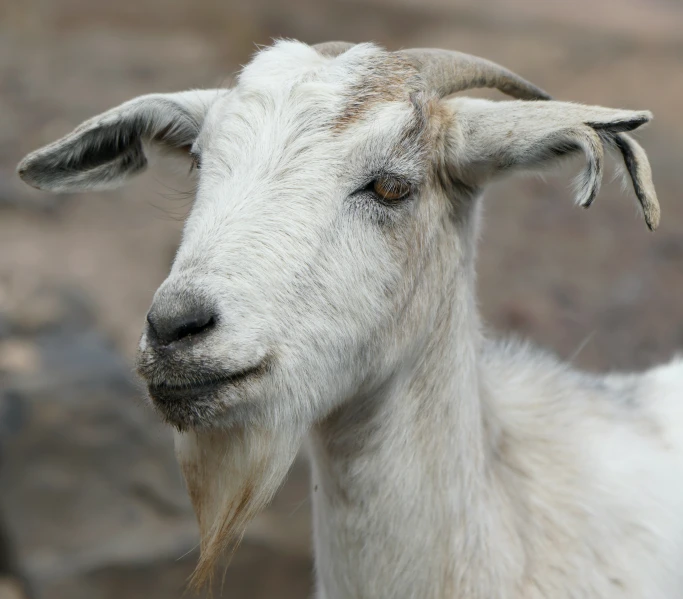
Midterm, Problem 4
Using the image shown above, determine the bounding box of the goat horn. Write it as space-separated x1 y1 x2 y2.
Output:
399 48 661 230
397 48 551 101
313 41 356 58
314 44 550 101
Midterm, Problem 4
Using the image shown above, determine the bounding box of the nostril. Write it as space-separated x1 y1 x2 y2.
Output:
146 303 218 347
174 314 216 342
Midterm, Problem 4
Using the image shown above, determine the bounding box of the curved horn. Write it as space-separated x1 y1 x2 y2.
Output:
312 41 355 58
399 48 660 230
398 48 551 101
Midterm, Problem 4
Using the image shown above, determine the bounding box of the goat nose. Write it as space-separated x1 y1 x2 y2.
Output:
146 298 218 347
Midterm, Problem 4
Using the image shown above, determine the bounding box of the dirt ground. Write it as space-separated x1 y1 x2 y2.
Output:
1 0 682 597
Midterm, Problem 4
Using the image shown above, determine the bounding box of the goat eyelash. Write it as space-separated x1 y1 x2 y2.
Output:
189 151 202 172
355 174 413 204
347 173 416 227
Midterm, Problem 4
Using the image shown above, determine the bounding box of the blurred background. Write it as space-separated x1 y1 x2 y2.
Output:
1 0 682 597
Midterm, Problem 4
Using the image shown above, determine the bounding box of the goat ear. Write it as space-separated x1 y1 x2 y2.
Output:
444 98 660 230
17 90 224 193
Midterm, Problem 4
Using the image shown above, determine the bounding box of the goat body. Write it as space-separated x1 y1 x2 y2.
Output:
16 40 682 598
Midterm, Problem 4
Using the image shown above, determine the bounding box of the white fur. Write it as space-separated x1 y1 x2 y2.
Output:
16 40 681 598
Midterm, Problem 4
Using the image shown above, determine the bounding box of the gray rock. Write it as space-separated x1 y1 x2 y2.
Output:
0 285 312 598
0 288 198 598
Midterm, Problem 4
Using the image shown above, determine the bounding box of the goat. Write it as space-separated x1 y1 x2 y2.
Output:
17 40 683 598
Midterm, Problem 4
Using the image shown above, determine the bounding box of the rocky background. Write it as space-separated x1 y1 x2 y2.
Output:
1 0 682 597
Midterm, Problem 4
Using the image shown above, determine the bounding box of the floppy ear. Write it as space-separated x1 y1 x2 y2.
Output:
444 98 660 230
17 89 225 193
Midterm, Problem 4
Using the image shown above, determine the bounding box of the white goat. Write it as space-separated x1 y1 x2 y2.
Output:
17 40 683 599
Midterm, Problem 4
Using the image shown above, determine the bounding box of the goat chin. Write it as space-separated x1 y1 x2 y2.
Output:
174 423 304 589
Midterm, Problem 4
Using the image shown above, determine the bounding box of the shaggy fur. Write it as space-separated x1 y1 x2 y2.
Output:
175 426 303 588
17 40 681 598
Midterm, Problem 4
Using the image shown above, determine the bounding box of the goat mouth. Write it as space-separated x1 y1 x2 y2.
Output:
147 362 267 406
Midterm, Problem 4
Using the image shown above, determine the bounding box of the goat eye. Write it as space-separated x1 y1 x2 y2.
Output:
372 176 410 202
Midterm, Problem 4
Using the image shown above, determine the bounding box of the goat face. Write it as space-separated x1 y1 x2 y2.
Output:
141 65 440 431
18 42 452 432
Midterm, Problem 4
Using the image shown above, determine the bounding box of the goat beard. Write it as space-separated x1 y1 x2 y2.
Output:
174 423 304 590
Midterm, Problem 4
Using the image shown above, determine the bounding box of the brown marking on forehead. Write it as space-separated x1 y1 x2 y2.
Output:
386 92 450 175
334 51 421 131
419 94 453 145
415 95 482 223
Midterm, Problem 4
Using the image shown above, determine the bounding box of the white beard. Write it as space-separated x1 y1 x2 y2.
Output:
174 423 304 588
